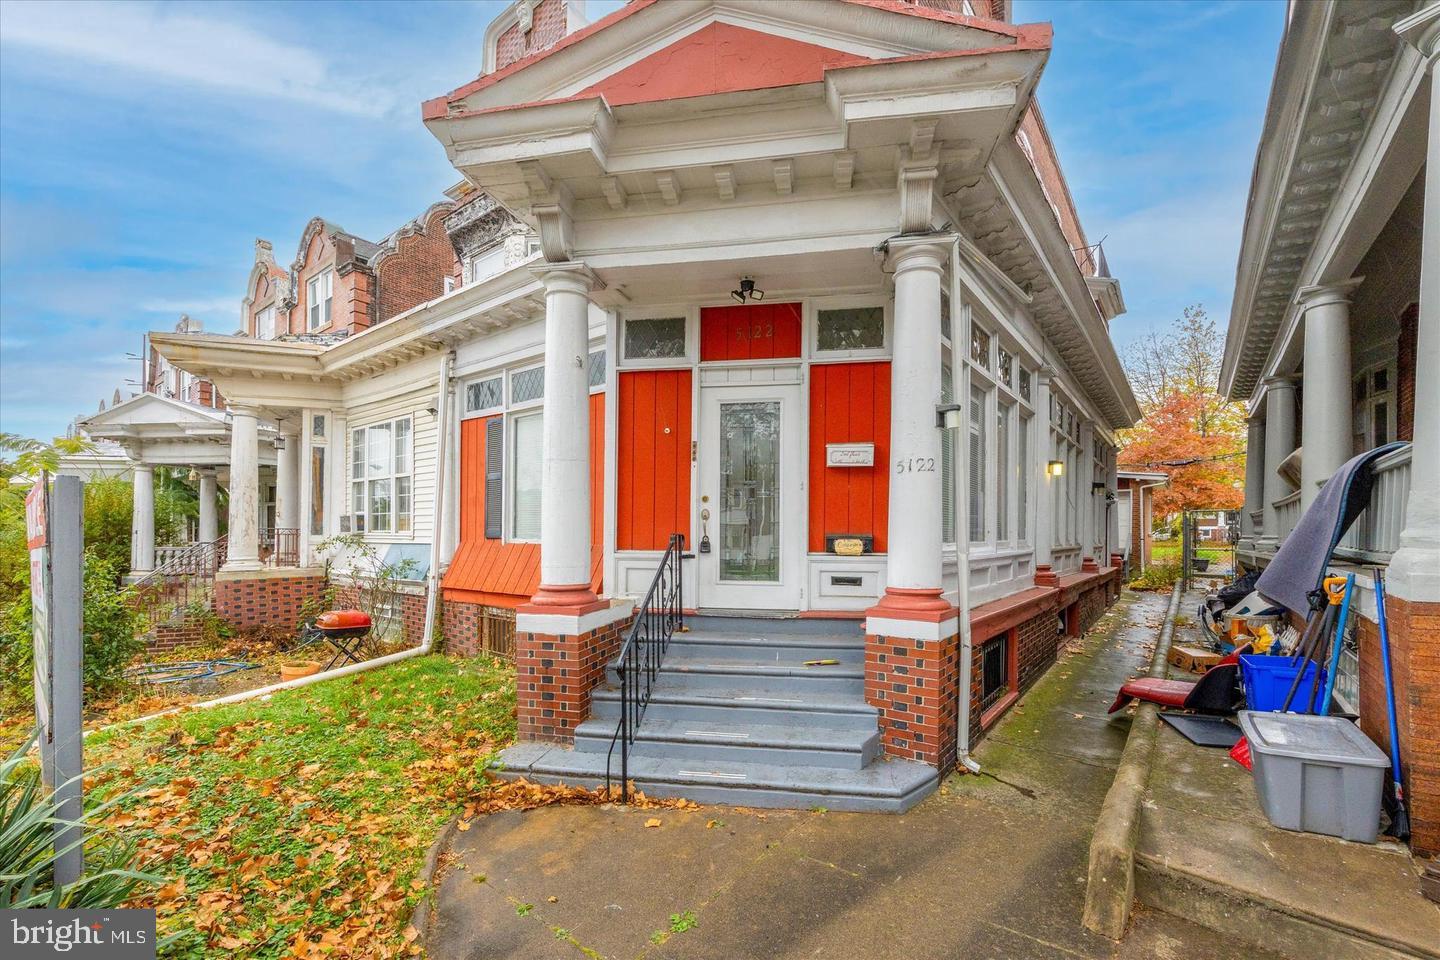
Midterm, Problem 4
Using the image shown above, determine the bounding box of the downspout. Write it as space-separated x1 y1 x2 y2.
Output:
952 237 981 775
93 350 456 734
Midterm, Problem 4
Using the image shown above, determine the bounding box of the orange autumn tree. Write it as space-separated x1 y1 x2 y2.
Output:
1118 305 1246 518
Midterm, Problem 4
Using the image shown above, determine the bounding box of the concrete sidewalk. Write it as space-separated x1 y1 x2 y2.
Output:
426 590 1280 959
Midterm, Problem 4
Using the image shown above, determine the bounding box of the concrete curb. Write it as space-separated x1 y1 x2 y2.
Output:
411 815 462 941
1081 583 1182 939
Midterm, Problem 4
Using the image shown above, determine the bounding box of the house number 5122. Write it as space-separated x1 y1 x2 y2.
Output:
895 457 935 473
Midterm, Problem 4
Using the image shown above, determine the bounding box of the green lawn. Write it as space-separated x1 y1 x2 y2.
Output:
87 654 516 959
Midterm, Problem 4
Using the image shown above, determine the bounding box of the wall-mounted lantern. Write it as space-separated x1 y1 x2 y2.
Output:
935 403 962 430
1046 459 1065 478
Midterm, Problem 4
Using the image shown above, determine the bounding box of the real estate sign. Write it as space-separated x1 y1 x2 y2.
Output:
26 473 85 886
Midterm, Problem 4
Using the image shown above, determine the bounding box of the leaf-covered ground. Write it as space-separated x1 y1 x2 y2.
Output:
85 654 516 959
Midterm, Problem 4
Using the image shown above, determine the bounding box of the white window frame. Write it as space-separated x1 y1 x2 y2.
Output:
468 244 507 286
461 374 504 418
808 295 892 362
307 269 333 332
616 305 697 369
1352 361 1397 451
349 416 412 536
256 303 277 340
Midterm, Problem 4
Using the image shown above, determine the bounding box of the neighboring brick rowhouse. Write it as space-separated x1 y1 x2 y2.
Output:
1356 595 1440 857
147 619 208 655
214 571 328 632
374 205 459 322
515 614 633 744
866 630 960 769
494 0 571 71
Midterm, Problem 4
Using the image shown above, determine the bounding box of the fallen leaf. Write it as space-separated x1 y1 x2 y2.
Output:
457 820 471 832
644 818 662 828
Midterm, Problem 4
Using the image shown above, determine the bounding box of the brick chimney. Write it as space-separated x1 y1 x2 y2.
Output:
489 0 586 73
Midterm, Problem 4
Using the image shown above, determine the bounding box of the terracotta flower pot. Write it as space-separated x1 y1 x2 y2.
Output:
280 660 323 682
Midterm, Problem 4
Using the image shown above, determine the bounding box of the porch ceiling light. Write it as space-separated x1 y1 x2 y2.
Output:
273 436 287 451
1047 460 1065 478
730 278 765 304
935 403 962 430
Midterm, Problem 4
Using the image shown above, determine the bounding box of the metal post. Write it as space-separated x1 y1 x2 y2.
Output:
1181 511 1192 591
40 476 84 885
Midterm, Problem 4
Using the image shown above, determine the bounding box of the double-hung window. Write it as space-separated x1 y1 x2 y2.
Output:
307 269 333 331
256 304 277 340
350 417 412 534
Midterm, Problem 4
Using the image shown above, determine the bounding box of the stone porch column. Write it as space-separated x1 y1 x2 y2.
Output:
526 262 603 611
223 406 262 571
275 421 301 532
1240 414 1266 546
130 462 155 574
1297 279 1361 511
865 234 959 773
1260 377 1297 546
873 235 951 615
1390 10 1440 607
197 468 219 543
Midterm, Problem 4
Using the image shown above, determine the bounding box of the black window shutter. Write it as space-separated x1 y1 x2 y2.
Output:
485 418 504 539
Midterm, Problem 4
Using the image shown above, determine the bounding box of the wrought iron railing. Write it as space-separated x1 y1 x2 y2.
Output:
132 535 228 631
605 533 685 803
261 527 301 567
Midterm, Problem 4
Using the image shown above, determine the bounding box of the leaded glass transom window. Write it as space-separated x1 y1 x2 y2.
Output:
1019 367 1032 403
624 316 686 359
817 307 885 351
998 348 1013 388
970 324 992 369
466 377 503 413
510 367 544 405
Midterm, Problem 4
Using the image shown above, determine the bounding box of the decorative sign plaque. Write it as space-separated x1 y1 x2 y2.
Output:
826 443 874 468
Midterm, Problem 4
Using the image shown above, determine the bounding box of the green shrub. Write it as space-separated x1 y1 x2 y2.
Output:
1127 560 1181 592
0 731 160 908
0 552 144 700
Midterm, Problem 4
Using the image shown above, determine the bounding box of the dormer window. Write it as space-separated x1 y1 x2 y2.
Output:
256 304 277 340
307 269 333 331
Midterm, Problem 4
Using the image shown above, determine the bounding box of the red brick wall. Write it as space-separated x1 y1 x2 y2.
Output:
1356 596 1440 856
516 614 633 743
147 619 207 655
1016 106 1090 276
214 573 327 632
1398 302 1417 443
443 598 517 659
494 0 570 71
375 207 458 322
866 630 960 769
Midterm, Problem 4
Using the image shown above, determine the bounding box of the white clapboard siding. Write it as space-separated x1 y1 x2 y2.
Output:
344 375 440 546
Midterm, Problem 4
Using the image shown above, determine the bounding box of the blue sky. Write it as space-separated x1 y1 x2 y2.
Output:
0 0 1284 441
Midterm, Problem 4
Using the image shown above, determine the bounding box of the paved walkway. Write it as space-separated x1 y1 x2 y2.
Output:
428 590 1281 960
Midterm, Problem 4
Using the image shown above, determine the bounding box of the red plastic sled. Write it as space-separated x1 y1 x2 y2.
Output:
1106 645 1249 715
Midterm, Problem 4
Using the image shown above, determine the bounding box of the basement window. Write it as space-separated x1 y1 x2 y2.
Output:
979 635 1009 714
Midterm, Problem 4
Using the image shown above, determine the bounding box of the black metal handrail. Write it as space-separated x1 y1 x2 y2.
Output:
605 533 685 802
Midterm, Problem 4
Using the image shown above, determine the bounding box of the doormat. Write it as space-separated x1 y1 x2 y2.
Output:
1161 713 1242 748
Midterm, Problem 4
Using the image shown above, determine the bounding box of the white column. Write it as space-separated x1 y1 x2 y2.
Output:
130 462 155 574
1033 369 1055 573
275 420 301 531
1240 414 1266 545
1296 279 1361 511
197 468 219 542
1260 376 1297 545
224 406 262 571
875 235 952 613
530 262 602 607
1389 14 1440 603
1106 448 1120 563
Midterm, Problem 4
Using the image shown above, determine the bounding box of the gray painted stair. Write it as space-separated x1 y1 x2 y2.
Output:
495 617 940 813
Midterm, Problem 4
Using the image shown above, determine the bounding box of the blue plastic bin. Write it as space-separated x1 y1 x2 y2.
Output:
1240 654 1328 712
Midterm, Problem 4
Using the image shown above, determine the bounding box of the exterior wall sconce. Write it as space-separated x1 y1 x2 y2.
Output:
1046 460 1065 478
731 278 765 303
273 436 287 451
935 403 962 429
1091 481 1108 494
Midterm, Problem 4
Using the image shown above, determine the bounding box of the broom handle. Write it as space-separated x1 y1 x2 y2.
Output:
1373 571 1404 792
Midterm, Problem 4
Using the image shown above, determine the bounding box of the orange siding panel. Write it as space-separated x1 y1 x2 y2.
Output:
617 370 692 550
808 362 890 553
699 303 802 362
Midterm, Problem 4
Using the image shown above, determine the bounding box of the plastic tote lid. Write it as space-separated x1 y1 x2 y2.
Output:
1236 711 1389 766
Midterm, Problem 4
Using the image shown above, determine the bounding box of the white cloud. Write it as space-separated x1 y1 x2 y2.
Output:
0 0 393 117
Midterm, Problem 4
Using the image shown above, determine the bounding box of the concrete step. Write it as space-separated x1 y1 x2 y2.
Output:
590 682 879 731
572 717 879 770
684 614 865 638
606 657 863 695
497 742 937 813
664 631 863 663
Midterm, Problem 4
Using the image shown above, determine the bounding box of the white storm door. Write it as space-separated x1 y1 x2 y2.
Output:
696 383 804 611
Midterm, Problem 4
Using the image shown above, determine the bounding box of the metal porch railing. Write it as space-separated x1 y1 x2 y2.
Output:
605 533 686 803
133 535 228 631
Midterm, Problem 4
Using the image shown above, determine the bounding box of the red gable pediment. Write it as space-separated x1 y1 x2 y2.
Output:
577 22 872 107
